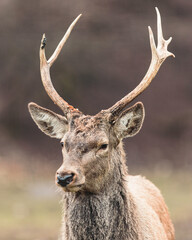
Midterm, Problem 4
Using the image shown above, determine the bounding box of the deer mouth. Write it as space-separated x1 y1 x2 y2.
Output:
61 183 85 192
56 170 86 192
56 175 85 192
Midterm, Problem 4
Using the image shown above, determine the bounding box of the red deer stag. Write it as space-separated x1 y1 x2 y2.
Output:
28 8 175 240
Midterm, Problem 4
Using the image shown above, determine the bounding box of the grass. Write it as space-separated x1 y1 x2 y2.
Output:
0 178 61 240
145 169 192 240
150 171 192 222
0 165 191 240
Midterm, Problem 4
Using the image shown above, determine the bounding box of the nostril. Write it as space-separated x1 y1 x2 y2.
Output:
57 173 75 187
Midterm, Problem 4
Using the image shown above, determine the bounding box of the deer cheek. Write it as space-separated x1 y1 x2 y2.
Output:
85 155 109 182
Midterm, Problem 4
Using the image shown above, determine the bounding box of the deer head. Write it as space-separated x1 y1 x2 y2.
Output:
28 8 174 193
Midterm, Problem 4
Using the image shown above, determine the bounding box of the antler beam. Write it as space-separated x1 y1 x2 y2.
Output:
40 14 82 116
106 8 175 123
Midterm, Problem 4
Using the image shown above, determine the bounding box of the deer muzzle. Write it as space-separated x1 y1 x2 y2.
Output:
56 166 85 192
57 173 75 187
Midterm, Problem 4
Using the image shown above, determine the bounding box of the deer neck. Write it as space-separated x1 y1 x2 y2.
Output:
61 143 139 240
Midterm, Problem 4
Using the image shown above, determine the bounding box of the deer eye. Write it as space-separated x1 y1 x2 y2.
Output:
99 144 108 150
60 142 64 147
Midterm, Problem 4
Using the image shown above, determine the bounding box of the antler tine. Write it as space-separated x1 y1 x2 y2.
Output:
40 14 82 117
105 8 174 123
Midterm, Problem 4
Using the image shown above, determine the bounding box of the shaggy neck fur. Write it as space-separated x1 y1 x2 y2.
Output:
60 143 139 240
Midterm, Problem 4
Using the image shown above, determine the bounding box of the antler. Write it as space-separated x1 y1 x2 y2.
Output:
40 14 82 116
106 8 175 123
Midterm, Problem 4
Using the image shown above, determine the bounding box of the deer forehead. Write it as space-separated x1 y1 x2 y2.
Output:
63 115 110 147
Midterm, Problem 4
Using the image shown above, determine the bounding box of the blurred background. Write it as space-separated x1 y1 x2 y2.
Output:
0 0 192 239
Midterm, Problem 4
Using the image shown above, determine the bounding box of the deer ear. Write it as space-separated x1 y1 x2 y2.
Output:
28 102 68 139
114 102 145 139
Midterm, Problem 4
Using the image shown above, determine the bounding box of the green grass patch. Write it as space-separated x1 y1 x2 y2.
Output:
0 179 61 240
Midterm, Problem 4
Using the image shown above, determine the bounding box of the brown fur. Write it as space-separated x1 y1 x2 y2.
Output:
28 9 175 239
28 103 175 240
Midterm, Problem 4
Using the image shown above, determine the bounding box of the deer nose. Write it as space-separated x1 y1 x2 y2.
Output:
57 172 75 187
